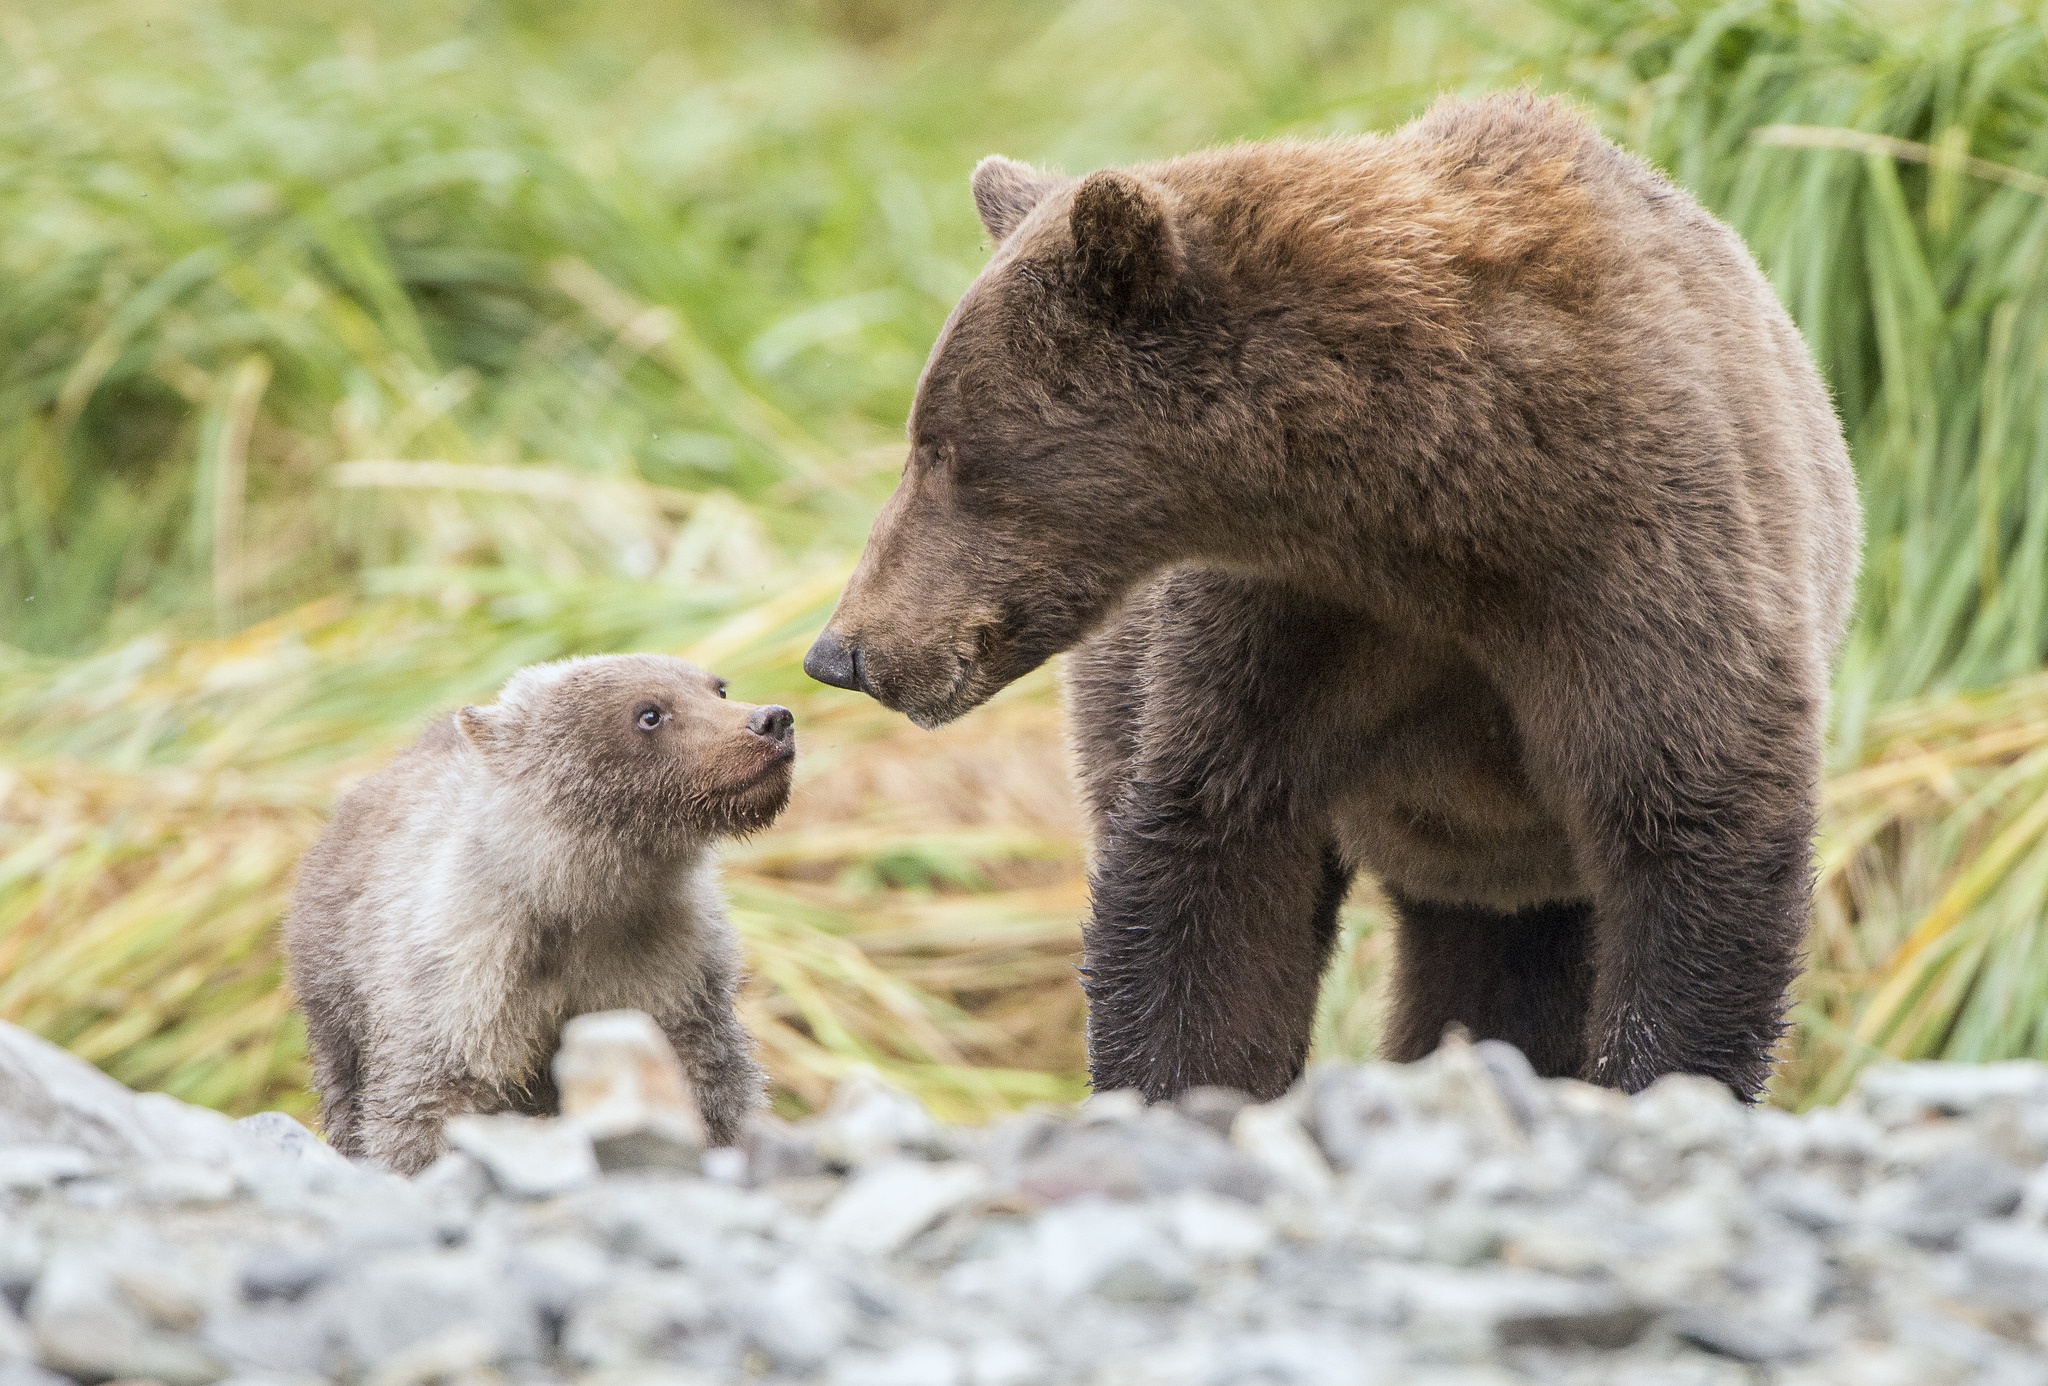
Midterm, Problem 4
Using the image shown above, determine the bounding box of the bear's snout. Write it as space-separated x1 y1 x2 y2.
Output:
803 629 863 693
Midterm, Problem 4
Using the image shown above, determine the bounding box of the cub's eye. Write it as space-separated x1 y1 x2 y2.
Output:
634 705 664 731
715 681 728 699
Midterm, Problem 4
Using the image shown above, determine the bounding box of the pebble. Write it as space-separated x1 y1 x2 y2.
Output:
444 1113 598 1199
555 1010 707 1174
5 1017 2048 1383
817 1158 989 1256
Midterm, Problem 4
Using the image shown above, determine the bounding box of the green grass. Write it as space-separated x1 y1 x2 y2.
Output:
1 0 2045 1118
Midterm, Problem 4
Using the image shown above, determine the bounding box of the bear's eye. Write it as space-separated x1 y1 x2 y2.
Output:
634 705 664 731
714 680 728 699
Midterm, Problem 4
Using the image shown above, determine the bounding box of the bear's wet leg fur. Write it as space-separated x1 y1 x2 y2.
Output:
1502 616 1820 1101
1381 896 1596 1078
1080 575 1358 1103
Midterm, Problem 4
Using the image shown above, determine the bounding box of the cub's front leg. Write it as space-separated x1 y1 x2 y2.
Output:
655 937 765 1147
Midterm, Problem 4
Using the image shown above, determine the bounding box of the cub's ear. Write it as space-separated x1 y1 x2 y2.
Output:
1069 169 1182 317
456 705 508 755
971 155 1059 243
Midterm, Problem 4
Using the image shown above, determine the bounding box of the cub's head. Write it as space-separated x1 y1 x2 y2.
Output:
806 156 1231 727
457 654 795 845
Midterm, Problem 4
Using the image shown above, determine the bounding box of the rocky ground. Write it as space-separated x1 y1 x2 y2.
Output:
3 1017 2047 1386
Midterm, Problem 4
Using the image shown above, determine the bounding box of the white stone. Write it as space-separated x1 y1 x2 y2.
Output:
561 1269 712 1368
1856 1061 2048 1120
1164 1189 1274 1262
740 1263 853 1371
444 1113 597 1198
27 1247 225 1386
1632 1073 1744 1153
0 1022 240 1165
965 1336 1050 1386
817 1158 990 1257
1026 1200 1193 1303
1232 1100 1335 1198
0 1144 94 1192
831 1340 961 1386
811 1070 943 1167
554 1010 705 1173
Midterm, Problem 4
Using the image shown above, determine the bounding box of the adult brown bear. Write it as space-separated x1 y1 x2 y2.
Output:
804 94 1861 1103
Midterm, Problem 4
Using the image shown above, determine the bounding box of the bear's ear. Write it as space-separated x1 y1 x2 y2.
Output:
971 155 1059 243
456 704 510 757
1068 169 1182 318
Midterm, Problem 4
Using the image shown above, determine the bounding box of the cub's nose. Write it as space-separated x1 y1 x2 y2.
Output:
803 630 862 692
747 705 795 744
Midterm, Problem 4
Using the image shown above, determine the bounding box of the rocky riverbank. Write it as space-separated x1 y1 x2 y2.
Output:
3 1017 2046 1385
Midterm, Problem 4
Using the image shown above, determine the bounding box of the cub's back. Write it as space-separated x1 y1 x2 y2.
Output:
285 715 471 1000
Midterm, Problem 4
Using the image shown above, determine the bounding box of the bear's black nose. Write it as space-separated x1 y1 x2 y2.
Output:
803 630 862 692
747 705 795 743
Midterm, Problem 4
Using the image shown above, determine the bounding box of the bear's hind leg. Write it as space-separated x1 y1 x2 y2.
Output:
1382 896 1595 1078
1500 614 1821 1100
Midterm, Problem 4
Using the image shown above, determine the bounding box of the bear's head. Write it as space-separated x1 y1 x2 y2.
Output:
806 156 1254 727
457 653 795 846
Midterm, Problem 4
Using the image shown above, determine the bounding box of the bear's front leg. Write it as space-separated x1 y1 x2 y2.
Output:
1084 823 1350 1101
1505 616 1823 1100
1077 573 1361 1102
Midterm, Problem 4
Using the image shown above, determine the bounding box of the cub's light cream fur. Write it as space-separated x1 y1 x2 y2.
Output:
287 654 794 1173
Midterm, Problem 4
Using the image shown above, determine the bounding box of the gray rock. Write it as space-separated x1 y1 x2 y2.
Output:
325 1249 541 1373
1375 1263 1651 1355
201 1300 337 1378
963 1335 1050 1386
811 1070 948 1168
0 1022 241 1164
444 1113 598 1199
27 1243 226 1386
0 1145 94 1193
1757 1170 1857 1232
1961 1220 2048 1310
1233 1099 1336 1198
818 1158 990 1256
1673 1307 1827 1363
234 1112 348 1169
744 1112 828 1183
737 1263 853 1371
410 1149 494 1213
0 1366 72 1386
831 1340 962 1386
1014 1109 1268 1204
1883 1148 2026 1246
561 1269 712 1368
1473 1040 1546 1133
0 1299 35 1360
1173 1086 1253 1137
556 1009 706 1174
8 1028 2048 1385
1857 1061 2048 1121
240 1247 340 1304
1024 1201 1194 1303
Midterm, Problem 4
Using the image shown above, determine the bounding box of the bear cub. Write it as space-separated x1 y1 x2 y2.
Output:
287 654 793 1174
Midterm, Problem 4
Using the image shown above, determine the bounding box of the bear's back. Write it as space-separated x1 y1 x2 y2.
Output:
1136 93 1859 665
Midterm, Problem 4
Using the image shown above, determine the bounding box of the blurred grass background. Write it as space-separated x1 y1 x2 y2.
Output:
2 0 2046 1120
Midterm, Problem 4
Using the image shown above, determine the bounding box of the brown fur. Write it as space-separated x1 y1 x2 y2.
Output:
805 94 1861 1102
285 655 793 1172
